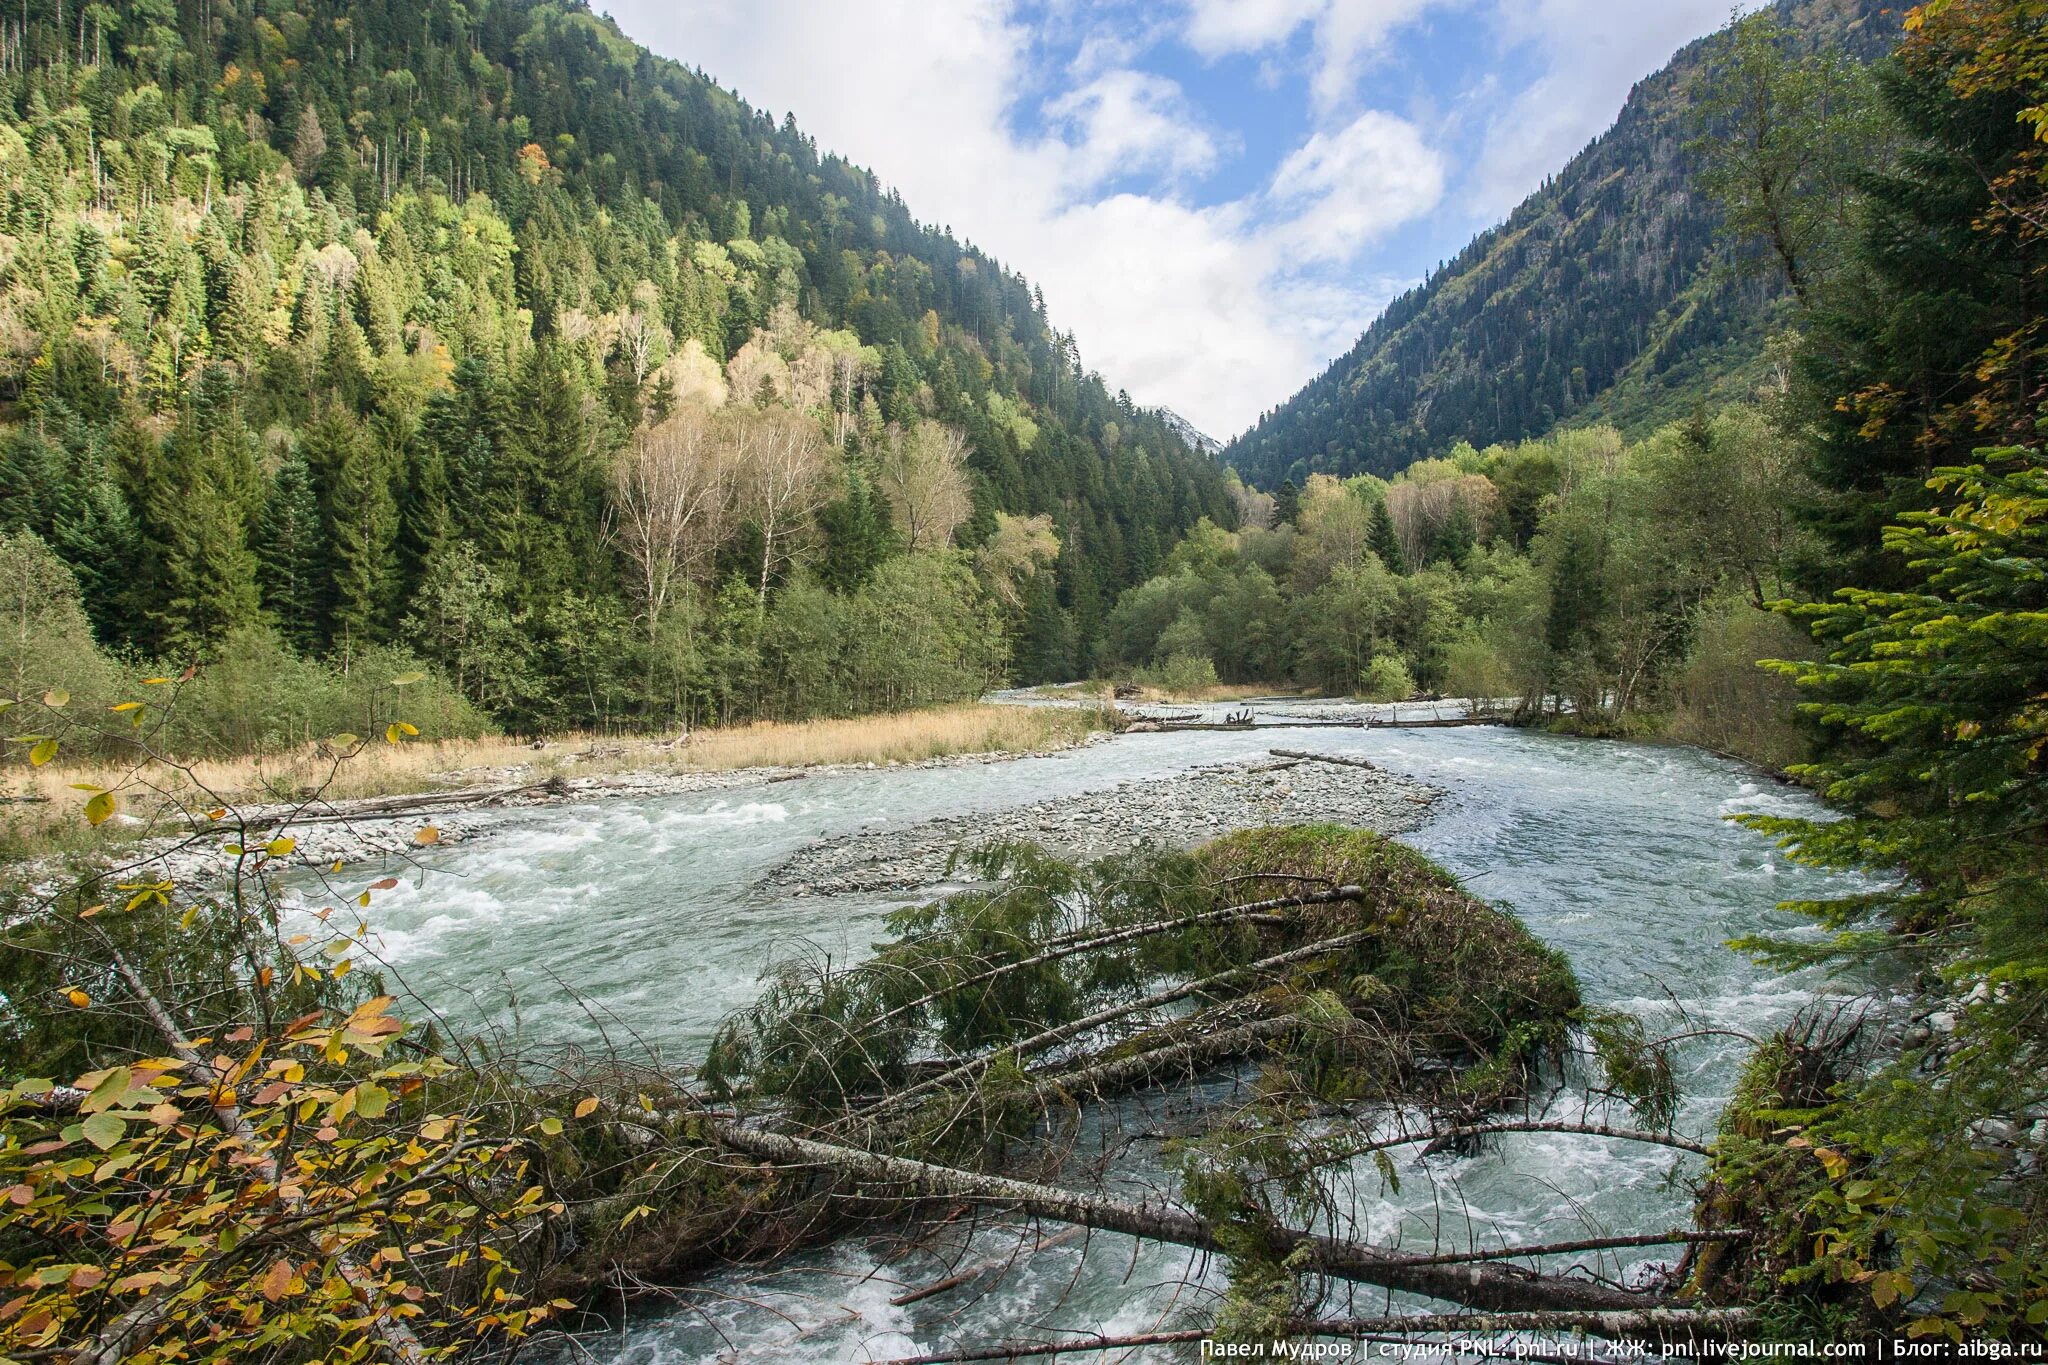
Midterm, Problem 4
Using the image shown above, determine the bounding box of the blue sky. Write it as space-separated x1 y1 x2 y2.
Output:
602 0 1749 439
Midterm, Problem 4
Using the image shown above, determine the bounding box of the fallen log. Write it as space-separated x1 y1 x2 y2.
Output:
862 886 1366 1036
1269 748 1378 770
708 1122 1653 1316
1124 719 1367 733
229 778 564 833
1365 715 1504 729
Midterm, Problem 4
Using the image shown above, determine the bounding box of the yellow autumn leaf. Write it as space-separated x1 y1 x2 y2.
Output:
575 1096 600 1119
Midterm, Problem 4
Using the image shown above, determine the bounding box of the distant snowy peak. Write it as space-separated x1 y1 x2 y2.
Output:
1158 409 1223 458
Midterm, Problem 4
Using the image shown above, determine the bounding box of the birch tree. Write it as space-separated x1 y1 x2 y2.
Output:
610 406 734 637
737 407 832 610
876 422 973 552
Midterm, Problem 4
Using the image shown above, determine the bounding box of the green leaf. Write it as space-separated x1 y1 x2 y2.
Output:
81 1067 133 1114
354 1082 390 1120
80 1112 124 1152
42 688 69 708
536 1116 563 1136
29 737 58 766
84 791 117 826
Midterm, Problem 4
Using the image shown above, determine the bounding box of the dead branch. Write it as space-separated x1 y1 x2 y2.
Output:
707 1122 1656 1316
1400 1120 1712 1159
861 928 1378 1120
862 886 1367 1036
873 1304 1753 1365
887 1226 1085 1307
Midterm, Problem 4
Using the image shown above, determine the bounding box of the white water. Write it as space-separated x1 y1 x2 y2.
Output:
295 702 1867 1362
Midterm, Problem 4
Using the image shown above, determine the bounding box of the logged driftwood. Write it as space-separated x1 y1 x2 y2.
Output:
1269 747 1379 770
708 1122 1665 1316
1124 719 1367 733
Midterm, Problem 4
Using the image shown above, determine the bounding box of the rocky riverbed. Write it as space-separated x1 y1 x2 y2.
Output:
762 750 1443 898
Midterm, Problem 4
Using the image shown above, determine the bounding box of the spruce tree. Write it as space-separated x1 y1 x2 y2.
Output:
1367 499 1406 573
254 454 327 652
305 408 397 654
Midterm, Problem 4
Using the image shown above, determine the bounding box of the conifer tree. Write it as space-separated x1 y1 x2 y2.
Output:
254 453 327 652
1367 498 1406 573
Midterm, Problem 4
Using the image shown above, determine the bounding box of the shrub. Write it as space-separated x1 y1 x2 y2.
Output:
1666 594 1809 770
1358 653 1414 702
1137 651 1220 694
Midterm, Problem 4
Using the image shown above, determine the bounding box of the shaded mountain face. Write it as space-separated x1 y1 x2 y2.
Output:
1221 0 1897 487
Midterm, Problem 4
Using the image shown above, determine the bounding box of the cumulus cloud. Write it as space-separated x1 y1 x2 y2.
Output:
1045 69 1222 190
1181 0 1440 115
1268 111 1445 262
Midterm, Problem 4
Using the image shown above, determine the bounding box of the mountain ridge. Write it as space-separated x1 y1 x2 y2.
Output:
1221 0 1896 486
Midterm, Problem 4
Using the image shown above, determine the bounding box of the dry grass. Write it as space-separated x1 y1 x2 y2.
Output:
1 703 1109 860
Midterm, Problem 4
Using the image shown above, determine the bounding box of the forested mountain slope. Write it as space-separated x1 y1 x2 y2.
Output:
1221 0 1894 486
0 0 1233 730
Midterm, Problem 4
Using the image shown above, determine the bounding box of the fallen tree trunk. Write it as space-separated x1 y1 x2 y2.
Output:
1124 719 1367 733
1270 748 1379 770
707 1122 1656 1317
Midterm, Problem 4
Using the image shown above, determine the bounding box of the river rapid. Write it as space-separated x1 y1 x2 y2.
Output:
301 699 1869 1362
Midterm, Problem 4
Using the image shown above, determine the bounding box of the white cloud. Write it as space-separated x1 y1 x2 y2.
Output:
1268 111 1444 262
1181 0 1441 115
1045 69 1221 190
1182 0 1324 56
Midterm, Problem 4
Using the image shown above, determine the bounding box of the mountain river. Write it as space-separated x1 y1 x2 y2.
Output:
303 699 1872 1362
